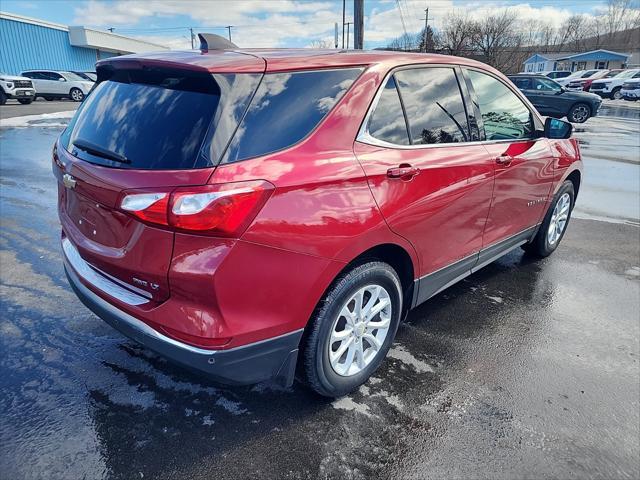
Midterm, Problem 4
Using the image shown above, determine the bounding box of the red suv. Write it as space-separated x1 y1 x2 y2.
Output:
55 47 582 397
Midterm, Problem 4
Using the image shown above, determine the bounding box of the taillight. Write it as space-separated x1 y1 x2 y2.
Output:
119 180 274 237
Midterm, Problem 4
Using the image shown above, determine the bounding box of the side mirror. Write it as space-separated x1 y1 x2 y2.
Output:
544 117 573 139
58 77 66 82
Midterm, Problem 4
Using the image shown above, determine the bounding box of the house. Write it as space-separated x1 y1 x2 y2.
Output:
522 49 630 73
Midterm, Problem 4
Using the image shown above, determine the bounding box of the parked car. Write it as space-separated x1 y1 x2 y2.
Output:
0 73 36 104
590 69 640 99
555 69 601 87
540 71 572 80
55 48 582 397
621 79 640 100
72 71 97 82
565 69 617 92
20 70 94 101
508 74 602 123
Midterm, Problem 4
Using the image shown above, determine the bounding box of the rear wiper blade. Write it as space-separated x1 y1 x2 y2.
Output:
72 138 130 164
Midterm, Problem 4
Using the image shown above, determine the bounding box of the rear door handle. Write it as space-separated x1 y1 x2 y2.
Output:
387 164 420 179
495 155 513 166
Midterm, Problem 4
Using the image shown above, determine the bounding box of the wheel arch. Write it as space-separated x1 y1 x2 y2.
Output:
566 169 581 199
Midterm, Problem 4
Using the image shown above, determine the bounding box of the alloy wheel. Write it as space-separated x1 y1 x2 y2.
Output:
328 284 392 377
548 192 571 246
71 89 84 101
570 105 589 123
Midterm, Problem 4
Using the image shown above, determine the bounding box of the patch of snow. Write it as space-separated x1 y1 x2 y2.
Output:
331 395 372 416
0 110 75 128
624 266 640 277
485 295 504 304
387 345 435 373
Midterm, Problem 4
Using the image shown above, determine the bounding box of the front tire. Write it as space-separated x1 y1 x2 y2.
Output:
568 103 591 123
523 180 575 257
611 87 622 100
0 90 6 105
302 262 403 397
69 88 84 102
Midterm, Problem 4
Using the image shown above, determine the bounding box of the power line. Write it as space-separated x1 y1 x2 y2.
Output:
395 0 409 38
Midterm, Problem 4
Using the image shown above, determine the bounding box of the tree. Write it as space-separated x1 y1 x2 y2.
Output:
470 11 524 71
308 39 333 49
436 12 475 56
417 25 438 53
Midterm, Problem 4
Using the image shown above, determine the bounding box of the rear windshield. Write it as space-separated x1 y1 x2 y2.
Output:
62 68 259 170
62 67 360 169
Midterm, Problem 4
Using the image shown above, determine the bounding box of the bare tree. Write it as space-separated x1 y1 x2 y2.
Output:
308 39 333 49
386 32 418 51
437 12 475 56
470 11 524 71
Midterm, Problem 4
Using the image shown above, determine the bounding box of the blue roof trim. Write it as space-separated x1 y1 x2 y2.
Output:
557 49 629 61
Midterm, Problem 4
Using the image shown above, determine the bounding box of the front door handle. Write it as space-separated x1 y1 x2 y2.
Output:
495 155 513 166
387 164 420 180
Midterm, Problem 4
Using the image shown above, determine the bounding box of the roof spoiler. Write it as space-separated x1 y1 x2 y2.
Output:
198 33 238 53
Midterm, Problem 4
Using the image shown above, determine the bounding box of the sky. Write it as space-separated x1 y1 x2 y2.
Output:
0 0 622 50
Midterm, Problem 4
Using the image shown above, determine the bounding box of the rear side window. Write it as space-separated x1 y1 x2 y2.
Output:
467 70 533 141
394 68 469 144
63 69 260 170
222 68 362 163
367 76 410 145
511 77 532 90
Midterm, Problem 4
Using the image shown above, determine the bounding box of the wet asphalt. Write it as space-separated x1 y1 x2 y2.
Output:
1 111 639 480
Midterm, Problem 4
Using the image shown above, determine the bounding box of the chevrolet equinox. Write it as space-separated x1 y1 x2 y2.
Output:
56 46 582 397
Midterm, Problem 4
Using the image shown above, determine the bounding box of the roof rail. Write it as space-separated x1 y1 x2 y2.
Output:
198 33 238 52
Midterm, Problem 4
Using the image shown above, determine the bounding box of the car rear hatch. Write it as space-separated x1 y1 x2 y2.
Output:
55 54 265 303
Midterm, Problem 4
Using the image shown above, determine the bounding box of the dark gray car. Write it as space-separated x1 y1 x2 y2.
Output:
508 74 602 123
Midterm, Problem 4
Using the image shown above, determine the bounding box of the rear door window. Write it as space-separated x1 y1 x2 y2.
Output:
367 76 410 145
222 68 362 163
394 67 469 144
63 69 260 170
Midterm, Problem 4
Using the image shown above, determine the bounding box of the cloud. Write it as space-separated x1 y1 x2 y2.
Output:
71 0 612 49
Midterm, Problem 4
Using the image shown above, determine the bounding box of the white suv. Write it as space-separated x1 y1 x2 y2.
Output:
621 79 640 101
20 70 94 102
590 69 640 99
0 73 36 105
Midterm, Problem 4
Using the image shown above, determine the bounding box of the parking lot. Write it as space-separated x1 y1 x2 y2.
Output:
1 100 639 479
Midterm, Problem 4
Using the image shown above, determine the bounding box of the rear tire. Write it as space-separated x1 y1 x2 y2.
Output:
69 88 84 102
18 98 33 105
523 180 575 257
302 261 403 397
568 103 591 123
43 96 54 101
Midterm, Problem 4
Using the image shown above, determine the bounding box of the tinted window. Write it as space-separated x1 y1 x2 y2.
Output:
45 72 62 81
63 69 259 170
467 70 533 141
367 76 410 145
223 68 362 163
394 68 469 144
534 77 561 91
511 77 532 90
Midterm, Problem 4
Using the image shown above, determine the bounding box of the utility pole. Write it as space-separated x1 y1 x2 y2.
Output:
353 0 364 49
225 26 233 43
107 27 114 33
190 27 194 49
342 0 346 49
345 22 353 49
422 8 429 52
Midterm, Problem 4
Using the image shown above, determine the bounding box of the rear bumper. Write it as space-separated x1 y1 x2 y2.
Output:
64 259 303 386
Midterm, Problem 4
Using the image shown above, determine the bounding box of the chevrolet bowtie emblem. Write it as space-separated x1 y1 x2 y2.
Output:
63 173 77 189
